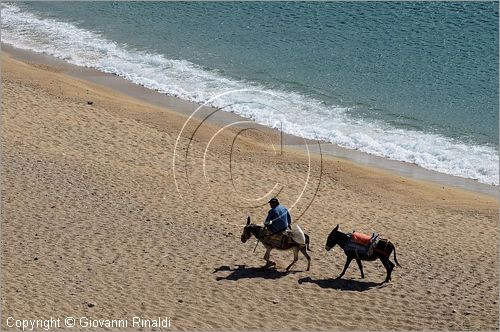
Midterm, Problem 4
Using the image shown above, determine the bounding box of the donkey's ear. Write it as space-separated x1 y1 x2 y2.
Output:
246 216 251 225
333 224 339 232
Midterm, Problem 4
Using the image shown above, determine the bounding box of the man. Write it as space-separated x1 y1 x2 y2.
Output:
264 197 291 235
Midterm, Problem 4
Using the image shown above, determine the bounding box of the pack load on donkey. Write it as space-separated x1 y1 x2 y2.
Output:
344 231 379 257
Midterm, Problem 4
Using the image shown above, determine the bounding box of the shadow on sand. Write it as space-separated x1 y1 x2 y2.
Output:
214 264 298 281
298 276 386 292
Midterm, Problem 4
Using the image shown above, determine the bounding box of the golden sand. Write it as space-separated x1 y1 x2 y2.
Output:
2 51 498 330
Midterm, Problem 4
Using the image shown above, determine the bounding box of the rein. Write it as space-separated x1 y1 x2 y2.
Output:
253 238 260 253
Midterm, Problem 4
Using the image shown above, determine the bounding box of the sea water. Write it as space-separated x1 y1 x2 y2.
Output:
2 2 498 185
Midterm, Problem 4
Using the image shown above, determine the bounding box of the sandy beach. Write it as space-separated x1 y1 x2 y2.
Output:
1 48 498 331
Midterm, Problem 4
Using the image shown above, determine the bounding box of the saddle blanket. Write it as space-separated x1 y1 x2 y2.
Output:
345 241 370 255
290 224 305 244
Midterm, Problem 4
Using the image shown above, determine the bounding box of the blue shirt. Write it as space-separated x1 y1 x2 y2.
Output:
264 205 291 233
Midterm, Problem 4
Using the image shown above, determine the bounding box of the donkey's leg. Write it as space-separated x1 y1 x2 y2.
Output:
380 256 394 283
338 256 353 279
285 248 299 272
355 258 365 279
263 248 275 268
301 246 311 271
387 260 395 279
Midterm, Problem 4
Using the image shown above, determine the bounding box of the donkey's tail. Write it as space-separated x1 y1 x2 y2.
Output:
392 242 401 267
305 234 312 251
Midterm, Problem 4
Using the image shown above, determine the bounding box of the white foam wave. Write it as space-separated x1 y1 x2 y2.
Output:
2 3 498 185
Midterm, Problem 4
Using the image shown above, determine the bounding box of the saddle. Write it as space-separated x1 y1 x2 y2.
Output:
262 229 298 249
345 231 379 257
263 225 305 249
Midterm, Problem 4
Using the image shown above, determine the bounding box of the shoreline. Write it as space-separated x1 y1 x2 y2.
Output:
3 43 497 198
4 43 497 198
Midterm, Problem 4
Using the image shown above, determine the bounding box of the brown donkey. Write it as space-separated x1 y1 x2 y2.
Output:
241 217 311 271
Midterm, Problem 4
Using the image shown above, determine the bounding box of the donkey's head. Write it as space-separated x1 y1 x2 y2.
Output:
241 216 253 243
325 224 340 251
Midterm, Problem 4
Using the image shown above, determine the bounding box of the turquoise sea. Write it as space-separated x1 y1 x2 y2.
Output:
2 2 498 184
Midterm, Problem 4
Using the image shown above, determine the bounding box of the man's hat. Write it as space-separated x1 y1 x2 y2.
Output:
268 197 279 204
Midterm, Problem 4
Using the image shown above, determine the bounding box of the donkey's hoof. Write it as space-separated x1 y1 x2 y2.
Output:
264 261 276 268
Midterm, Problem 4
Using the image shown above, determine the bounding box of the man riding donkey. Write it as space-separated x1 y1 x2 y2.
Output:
263 197 295 248
240 197 310 271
